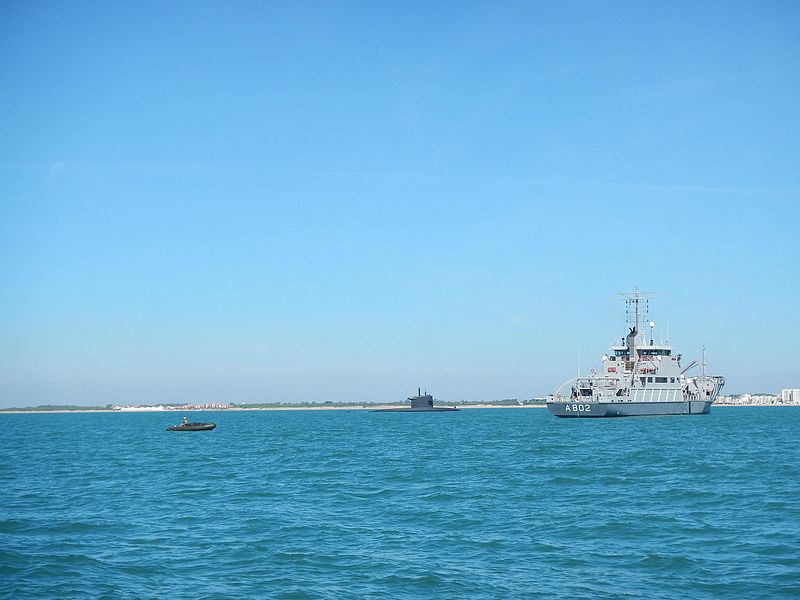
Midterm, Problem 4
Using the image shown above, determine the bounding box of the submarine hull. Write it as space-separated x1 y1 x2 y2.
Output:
373 407 460 412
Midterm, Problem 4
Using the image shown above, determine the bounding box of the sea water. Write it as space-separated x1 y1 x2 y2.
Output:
1 407 798 599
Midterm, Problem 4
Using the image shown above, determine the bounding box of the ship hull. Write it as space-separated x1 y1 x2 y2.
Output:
547 400 712 418
166 422 217 431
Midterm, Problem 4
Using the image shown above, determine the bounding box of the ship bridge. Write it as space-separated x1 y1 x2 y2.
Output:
638 347 672 356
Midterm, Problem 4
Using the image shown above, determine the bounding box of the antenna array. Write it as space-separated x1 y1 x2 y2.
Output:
617 288 658 332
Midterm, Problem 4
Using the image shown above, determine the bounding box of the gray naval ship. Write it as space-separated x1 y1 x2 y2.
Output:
547 290 725 418
374 389 460 412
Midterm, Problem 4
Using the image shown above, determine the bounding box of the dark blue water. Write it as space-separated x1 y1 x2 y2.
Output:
1 407 799 599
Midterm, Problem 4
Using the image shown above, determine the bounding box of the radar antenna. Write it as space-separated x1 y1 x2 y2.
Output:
617 288 658 334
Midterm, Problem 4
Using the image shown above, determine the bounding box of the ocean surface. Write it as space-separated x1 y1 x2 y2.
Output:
1 407 799 599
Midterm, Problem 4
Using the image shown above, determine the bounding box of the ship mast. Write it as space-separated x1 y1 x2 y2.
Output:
618 288 657 334
701 345 706 379
618 288 657 386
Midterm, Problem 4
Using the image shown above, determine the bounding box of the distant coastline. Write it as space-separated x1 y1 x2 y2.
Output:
0 403 546 414
2 399 799 414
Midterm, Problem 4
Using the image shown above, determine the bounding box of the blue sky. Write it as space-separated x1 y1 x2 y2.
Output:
1 1 799 407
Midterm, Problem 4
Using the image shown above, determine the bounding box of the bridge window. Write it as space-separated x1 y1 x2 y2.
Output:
640 377 646 386
655 377 668 383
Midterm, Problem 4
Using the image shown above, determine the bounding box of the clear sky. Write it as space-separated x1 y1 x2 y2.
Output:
1 1 799 407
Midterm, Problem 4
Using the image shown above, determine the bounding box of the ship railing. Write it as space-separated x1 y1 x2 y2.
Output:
550 376 618 403
548 393 602 404
592 377 619 387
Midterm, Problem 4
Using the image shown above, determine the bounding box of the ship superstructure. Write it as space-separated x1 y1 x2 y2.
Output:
547 290 725 418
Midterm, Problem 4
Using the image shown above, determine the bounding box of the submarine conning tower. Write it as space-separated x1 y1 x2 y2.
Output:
409 387 434 409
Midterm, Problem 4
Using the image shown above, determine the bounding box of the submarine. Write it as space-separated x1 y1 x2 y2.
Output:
374 389 459 412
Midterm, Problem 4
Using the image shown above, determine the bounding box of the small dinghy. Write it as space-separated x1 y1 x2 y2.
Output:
167 417 216 431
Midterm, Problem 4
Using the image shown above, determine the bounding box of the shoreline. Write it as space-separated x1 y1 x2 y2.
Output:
0 404 547 414
2 403 798 414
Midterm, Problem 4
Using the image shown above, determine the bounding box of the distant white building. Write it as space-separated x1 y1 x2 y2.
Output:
781 389 800 404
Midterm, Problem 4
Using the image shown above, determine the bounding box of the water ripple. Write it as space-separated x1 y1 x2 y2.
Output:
1 408 799 598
